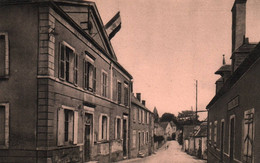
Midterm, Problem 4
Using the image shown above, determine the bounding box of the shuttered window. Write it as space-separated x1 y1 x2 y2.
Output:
0 33 9 78
57 107 78 146
59 42 77 84
102 71 108 97
84 61 96 92
117 82 122 104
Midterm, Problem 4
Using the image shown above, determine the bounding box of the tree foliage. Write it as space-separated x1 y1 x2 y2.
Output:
153 107 159 123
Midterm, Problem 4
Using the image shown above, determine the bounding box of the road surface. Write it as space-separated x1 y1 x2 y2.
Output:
118 141 206 163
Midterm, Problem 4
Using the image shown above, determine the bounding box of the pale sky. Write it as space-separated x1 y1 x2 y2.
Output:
92 0 260 119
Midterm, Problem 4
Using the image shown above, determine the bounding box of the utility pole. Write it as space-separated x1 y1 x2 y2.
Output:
196 80 198 122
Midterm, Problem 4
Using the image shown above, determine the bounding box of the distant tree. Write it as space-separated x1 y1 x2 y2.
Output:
153 107 159 123
160 112 180 128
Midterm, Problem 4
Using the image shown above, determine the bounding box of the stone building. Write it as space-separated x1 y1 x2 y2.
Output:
129 93 154 158
0 0 133 162
207 0 260 162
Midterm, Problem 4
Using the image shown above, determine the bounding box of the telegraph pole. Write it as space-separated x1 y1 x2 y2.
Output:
196 80 198 122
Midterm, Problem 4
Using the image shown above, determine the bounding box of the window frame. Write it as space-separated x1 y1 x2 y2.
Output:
101 70 108 98
117 81 122 104
99 114 109 141
123 82 129 106
59 41 76 84
83 61 96 92
0 103 9 149
115 116 122 140
0 32 9 78
214 120 218 146
57 105 78 146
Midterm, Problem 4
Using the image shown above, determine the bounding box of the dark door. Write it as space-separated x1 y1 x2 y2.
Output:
85 114 92 162
230 118 235 162
138 132 141 152
220 121 224 162
123 119 127 156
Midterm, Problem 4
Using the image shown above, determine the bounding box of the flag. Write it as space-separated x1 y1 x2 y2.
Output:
105 12 121 40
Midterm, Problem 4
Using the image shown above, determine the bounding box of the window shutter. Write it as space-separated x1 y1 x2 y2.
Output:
74 53 78 84
93 67 96 92
57 108 65 146
0 35 6 77
59 44 65 79
83 60 87 89
69 51 74 83
114 118 117 139
73 111 78 144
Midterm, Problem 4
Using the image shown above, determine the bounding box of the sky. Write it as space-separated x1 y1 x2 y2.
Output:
92 0 260 119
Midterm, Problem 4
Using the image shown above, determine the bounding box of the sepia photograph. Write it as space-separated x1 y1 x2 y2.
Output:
0 0 260 162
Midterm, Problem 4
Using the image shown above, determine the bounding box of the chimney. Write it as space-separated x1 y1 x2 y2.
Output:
142 100 146 106
232 0 247 52
136 93 141 102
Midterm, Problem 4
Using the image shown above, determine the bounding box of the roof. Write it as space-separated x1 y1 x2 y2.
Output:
215 77 223 83
194 123 207 137
0 0 133 79
159 122 171 130
131 94 152 113
207 42 260 109
231 43 257 58
215 64 231 75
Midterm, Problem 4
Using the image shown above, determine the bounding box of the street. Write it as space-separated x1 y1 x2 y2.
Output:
118 141 206 163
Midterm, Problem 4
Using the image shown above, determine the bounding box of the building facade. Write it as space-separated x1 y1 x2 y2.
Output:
207 0 260 163
129 93 154 158
0 0 133 162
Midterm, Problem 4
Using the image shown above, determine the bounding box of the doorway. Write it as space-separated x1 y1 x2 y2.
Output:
85 113 93 162
230 117 235 162
123 119 127 156
220 121 225 162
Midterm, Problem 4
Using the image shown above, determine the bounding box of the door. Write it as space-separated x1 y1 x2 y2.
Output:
123 119 127 156
138 132 141 152
220 121 224 162
85 113 92 162
230 118 235 162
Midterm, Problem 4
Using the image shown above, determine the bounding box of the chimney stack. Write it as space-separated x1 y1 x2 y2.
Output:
232 0 247 52
142 100 146 106
136 93 141 102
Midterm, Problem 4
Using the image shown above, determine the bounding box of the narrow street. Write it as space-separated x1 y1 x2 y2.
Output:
118 141 206 163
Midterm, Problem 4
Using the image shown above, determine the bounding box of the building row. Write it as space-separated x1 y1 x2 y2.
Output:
0 0 154 162
207 0 260 163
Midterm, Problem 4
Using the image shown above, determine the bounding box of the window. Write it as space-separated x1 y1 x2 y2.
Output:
132 130 136 148
141 110 144 124
115 117 121 139
57 106 78 146
117 82 122 104
124 83 129 106
59 42 77 84
147 113 149 124
0 103 9 148
0 33 9 78
133 108 137 122
84 61 96 92
243 109 254 163
143 132 145 145
214 121 218 146
99 114 109 140
142 110 145 124
102 71 108 97
209 122 212 144
146 131 149 144
138 109 141 123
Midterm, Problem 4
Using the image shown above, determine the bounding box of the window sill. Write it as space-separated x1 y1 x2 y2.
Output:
95 140 109 144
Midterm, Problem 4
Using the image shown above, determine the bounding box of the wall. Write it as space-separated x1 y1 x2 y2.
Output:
0 4 38 162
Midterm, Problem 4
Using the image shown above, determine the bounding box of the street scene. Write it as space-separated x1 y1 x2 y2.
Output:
0 0 260 163
119 141 206 163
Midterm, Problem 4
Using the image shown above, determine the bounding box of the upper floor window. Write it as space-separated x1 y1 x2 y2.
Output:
117 81 122 104
59 42 78 84
138 109 141 123
124 82 129 106
147 113 149 124
133 108 137 122
84 61 96 92
0 33 9 78
0 103 9 149
209 122 212 144
101 71 108 97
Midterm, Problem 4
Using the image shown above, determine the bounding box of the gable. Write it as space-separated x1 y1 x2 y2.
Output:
57 2 115 59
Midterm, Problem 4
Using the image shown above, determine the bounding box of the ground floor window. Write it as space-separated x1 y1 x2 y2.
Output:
99 114 109 141
0 103 9 148
57 106 78 146
115 117 122 139
132 130 136 148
